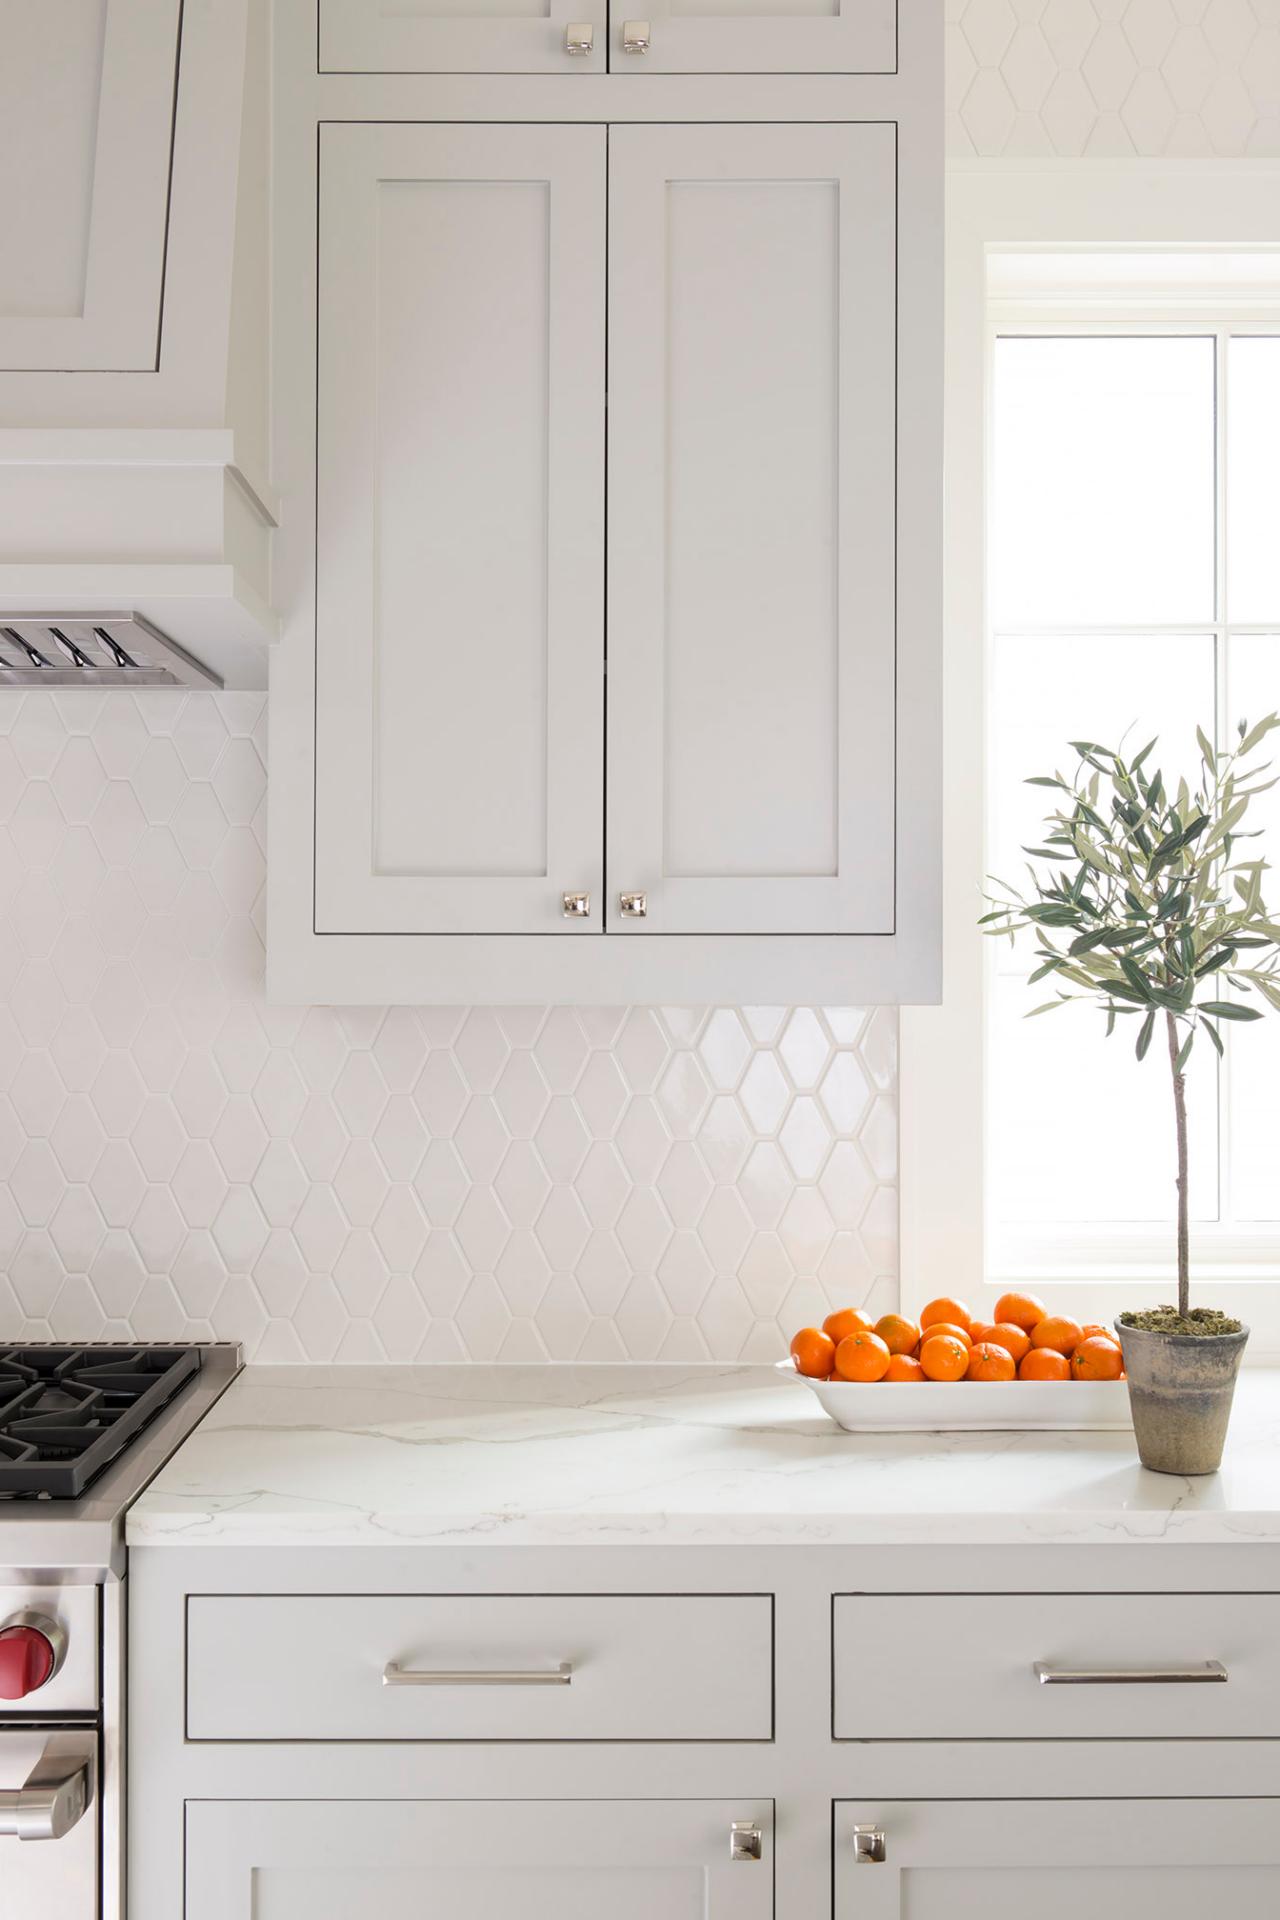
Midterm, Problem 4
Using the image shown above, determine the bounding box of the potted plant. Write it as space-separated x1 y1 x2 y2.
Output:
982 716 1280 1474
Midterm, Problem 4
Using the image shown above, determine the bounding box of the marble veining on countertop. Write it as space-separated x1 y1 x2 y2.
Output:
125 1364 1280 1549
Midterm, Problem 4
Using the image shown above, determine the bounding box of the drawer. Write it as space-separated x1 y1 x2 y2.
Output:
834 1593 1280 1740
187 1593 773 1741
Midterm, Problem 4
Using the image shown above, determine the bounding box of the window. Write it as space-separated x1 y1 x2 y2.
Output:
901 165 1280 1349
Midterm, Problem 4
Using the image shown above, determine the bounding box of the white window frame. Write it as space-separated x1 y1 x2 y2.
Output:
901 160 1280 1359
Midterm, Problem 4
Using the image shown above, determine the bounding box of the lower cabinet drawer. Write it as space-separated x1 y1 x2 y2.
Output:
186 1593 773 1740
187 1798 775 1920
834 1592 1280 1739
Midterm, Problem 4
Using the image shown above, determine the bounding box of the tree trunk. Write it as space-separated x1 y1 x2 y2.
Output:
1165 1011 1190 1318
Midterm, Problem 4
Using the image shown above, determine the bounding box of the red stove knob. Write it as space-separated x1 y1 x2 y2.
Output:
0 1616 61 1700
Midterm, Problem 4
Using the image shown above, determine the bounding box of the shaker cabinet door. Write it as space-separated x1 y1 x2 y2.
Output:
320 0 607 72
606 124 896 935
608 0 895 74
0 0 181 370
314 125 606 935
834 1800 1280 1920
187 1799 775 1920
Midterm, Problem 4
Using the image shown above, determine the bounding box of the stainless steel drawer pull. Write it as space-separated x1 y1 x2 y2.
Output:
0 1734 94 1843
1034 1660 1228 1686
383 1661 573 1688
853 1825 887 1864
730 1822 763 1862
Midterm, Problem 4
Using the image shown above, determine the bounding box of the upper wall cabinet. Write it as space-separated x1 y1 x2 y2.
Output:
0 0 181 371
320 0 609 73
319 0 894 74
608 0 895 74
315 125 606 935
606 124 895 935
268 0 941 1003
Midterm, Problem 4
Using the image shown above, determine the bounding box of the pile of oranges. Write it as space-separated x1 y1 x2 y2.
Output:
789 1293 1126 1386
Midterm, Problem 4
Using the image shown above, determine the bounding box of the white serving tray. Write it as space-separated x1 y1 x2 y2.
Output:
775 1358 1133 1432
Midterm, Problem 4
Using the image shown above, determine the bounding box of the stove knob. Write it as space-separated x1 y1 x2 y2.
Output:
0 1613 65 1700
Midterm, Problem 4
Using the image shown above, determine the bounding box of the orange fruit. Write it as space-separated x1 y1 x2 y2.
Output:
919 1333 969 1382
967 1341 1016 1382
834 1329 892 1383
986 1321 1031 1365
924 1321 972 1350
994 1290 1048 1332
823 1306 876 1345
920 1296 973 1334
1071 1335 1125 1381
968 1320 1000 1346
1019 1347 1071 1382
1030 1314 1084 1357
1081 1323 1120 1346
790 1327 836 1378
884 1353 924 1382
874 1313 921 1356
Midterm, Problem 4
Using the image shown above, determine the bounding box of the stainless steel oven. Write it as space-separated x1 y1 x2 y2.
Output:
0 1723 98 1919
0 1344 242 1920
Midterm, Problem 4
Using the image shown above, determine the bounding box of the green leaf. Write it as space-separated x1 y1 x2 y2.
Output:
1136 1008 1156 1060
1175 1028 1195 1073
1202 1017 1225 1058
1198 999 1264 1021
1238 714 1280 756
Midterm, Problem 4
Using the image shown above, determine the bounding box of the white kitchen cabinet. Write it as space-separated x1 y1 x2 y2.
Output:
608 0 896 75
185 1798 774 1919
607 123 895 934
321 0 608 73
313 118 902 947
833 1799 1280 1919
320 0 894 74
0 0 181 372
268 0 942 1000
315 123 606 935
185 1592 773 1741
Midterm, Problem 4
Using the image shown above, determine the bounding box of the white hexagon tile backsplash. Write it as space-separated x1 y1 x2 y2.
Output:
0 693 898 1362
948 0 1280 155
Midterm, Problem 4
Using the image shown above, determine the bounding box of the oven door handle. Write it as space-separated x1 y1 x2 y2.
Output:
0 1732 95 1842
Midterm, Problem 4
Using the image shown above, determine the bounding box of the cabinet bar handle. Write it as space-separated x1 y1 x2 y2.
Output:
1034 1660 1227 1685
383 1661 573 1688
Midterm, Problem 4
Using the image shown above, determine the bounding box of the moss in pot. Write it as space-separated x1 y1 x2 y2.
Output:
981 717 1280 1475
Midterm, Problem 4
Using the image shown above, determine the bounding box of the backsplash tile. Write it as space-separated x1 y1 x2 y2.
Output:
0 693 898 1362
949 0 1280 154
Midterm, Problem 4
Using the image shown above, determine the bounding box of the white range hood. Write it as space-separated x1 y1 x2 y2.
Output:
0 0 275 690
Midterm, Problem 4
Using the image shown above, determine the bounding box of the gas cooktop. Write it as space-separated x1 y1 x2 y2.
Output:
0 1346 204 1499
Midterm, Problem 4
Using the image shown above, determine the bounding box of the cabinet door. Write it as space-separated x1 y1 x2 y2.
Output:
315 125 606 935
608 0 895 73
187 1799 774 1919
0 0 180 371
321 0 607 72
835 1800 1280 1918
607 125 895 935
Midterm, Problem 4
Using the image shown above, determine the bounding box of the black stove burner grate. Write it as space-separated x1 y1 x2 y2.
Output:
0 1345 202 1498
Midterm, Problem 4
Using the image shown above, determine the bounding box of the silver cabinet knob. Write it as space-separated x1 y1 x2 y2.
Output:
619 891 647 918
853 1825 887 1865
622 18 650 51
565 22 594 53
562 891 591 918
730 1822 763 1862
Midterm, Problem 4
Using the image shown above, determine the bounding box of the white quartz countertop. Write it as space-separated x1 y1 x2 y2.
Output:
125 1363 1280 1549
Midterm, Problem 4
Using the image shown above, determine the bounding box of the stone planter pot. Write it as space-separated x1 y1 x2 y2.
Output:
1114 1319 1249 1476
